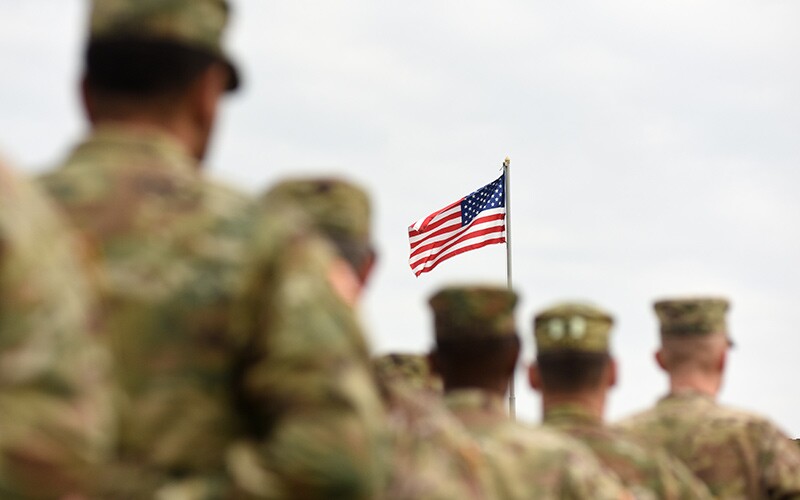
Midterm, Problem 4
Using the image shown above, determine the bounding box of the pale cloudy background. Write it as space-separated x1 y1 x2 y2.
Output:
1 1 799 436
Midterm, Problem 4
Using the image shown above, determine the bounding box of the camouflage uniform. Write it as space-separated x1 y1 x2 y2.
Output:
618 393 800 499
372 353 443 395
40 2 388 496
380 382 492 499
545 404 712 500
263 180 491 498
445 389 630 500
431 287 630 500
0 160 114 497
617 298 800 499
260 178 376 360
533 303 712 499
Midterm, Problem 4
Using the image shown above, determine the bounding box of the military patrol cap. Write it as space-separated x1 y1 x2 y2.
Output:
429 286 518 342
534 302 614 354
653 297 732 343
263 178 371 247
88 0 240 90
372 353 442 393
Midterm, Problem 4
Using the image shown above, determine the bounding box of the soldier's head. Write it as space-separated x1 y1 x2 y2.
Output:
652 297 732 391
529 302 617 401
81 0 240 160
427 286 520 395
262 178 376 290
372 353 443 395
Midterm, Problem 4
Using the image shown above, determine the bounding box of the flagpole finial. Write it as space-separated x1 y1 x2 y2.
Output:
503 157 510 169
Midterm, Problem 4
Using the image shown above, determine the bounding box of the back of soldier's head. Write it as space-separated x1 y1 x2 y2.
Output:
372 353 443 395
262 178 374 275
533 302 614 394
84 0 240 100
654 297 732 373
428 286 519 388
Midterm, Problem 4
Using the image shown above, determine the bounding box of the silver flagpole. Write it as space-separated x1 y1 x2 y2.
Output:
503 157 515 419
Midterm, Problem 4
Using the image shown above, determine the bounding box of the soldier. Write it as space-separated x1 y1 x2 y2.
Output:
428 285 632 499
372 352 443 395
0 159 114 497
529 302 712 499
260 178 377 360
617 297 800 498
262 178 493 498
39 2 387 498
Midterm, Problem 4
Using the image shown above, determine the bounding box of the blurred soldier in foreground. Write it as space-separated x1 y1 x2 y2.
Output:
428 286 632 499
263 178 492 498
0 158 114 497
260 178 376 359
39 2 387 498
529 303 712 499
617 297 800 498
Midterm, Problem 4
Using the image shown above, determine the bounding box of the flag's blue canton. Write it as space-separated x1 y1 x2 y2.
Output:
460 173 505 226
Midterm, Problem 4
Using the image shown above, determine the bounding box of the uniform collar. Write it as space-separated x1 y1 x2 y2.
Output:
544 403 602 427
444 388 507 416
660 389 715 404
68 124 198 176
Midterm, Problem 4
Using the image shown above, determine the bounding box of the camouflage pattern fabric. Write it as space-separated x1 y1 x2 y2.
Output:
617 391 800 499
544 404 712 500
262 178 371 248
653 297 732 343
445 389 630 499
429 286 517 341
379 383 493 499
372 353 443 395
533 302 614 354
0 162 115 498
89 0 239 89
39 125 388 498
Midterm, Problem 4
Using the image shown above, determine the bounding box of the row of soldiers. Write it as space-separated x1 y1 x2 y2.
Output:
1 0 799 498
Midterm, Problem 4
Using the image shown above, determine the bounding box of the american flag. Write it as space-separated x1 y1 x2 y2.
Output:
408 173 506 277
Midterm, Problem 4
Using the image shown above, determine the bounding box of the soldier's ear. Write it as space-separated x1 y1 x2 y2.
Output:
528 363 542 391
655 349 667 371
187 62 227 134
716 347 727 374
356 250 377 287
81 75 99 125
607 358 618 388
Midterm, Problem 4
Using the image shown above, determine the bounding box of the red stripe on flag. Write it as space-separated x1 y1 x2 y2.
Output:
413 237 507 276
410 199 463 234
409 222 506 272
409 213 506 258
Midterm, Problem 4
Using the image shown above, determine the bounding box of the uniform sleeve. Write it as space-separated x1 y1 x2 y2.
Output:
653 447 714 500
757 420 800 498
0 170 115 497
231 205 389 499
560 445 631 500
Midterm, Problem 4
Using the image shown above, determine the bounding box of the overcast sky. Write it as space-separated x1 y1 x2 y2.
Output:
2 0 799 436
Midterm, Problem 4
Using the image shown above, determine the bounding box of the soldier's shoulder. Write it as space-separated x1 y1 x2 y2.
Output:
615 405 660 430
200 176 261 226
503 420 604 463
695 401 785 438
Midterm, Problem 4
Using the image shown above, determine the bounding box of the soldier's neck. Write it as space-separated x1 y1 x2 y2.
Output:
541 390 606 421
444 378 509 397
90 115 202 162
668 372 721 399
